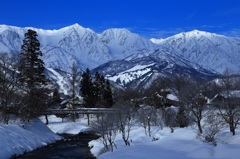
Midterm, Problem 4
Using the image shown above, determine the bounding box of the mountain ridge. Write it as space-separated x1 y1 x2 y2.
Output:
0 23 156 72
0 24 240 75
152 30 240 73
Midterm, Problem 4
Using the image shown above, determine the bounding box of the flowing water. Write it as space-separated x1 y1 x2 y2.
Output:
15 133 99 159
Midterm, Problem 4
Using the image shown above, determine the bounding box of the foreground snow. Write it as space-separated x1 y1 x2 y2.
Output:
40 115 240 159
2 114 239 159
90 127 240 159
0 119 61 159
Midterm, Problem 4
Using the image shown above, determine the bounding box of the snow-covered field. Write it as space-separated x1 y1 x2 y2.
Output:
1 115 240 159
43 115 240 159
90 126 240 159
0 119 61 159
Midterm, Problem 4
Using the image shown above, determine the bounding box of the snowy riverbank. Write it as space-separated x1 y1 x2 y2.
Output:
42 115 240 159
0 119 61 159
2 115 240 159
90 126 240 159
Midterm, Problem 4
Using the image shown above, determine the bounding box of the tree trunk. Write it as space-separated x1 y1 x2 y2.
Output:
197 119 203 134
45 115 49 125
230 125 235 135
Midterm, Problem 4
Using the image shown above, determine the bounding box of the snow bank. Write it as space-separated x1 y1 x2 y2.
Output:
0 119 61 159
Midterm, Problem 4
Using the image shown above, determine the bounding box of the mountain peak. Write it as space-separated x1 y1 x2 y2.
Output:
177 29 213 38
69 23 83 29
178 29 228 39
60 23 94 33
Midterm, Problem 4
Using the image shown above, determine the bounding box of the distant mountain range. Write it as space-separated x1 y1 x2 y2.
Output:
0 24 155 72
0 24 240 88
151 30 240 73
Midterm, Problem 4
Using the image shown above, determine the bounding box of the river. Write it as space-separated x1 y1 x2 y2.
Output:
15 133 99 159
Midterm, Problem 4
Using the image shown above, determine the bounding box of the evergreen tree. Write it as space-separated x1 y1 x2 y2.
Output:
80 68 94 107
18 29 48 121
103 80 114 108
93 71 101 106
19 29 47 88
80 69 113 108
96 75 113 108
52 88 61 104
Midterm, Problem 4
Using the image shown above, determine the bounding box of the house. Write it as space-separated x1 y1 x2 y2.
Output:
208 90 240 107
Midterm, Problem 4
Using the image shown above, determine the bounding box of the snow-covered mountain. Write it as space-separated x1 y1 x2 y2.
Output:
1 24 240 89
93 49 218 88
0 24 156 72
152 30 240 73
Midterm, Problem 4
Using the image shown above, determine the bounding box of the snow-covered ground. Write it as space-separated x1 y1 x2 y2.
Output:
90 126 240 159
1 115 240 159
39 115 92 134
0 115 93 159
0 119 61 159
42 115 240 159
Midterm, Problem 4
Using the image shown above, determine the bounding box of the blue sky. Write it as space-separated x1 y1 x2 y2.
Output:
1 0 240 38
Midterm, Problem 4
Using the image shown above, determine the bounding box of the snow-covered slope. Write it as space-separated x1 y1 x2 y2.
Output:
94 49 218 88
101 28 155 59
0 24 156 72
153 30 240 73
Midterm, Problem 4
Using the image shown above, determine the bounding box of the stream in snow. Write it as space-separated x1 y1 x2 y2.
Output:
16 133 99 159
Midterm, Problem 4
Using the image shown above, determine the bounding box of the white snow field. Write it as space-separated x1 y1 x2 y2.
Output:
90 127 240 159
42 115 240 159
1 115 240 159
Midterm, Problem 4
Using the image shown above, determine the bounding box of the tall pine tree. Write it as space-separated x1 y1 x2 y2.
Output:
18 29 48 121
104 80 114 108
92 71 101 107
19 29 46 88
80 69 113 108
80 68 94 108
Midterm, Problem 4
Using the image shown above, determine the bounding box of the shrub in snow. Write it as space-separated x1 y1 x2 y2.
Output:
93 114 117 152
201 112 223 146
164 106 178 133
113 101 136 146
136 106 158 137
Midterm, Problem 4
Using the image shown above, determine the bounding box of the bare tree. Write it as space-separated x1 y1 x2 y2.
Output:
136 106 157 136
202 110 223 146
93 113 117 152
20 87 50 122
0 53 19 124
164 107 178 133
181 80 208 133
171 75 191 128
69 62 80 107
114 100 136 146
69 62 81 122
217 70 240 135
